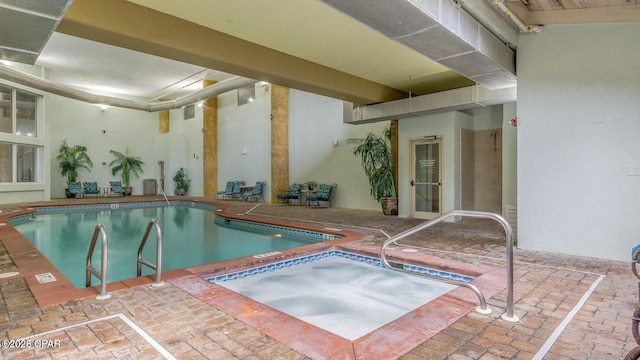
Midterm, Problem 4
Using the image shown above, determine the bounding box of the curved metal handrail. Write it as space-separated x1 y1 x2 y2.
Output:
137 219 164 287
380 210 518 322
86 224 111 300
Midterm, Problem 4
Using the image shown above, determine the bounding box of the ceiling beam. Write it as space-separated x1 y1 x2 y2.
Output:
527 5 640 25
55 0 406 105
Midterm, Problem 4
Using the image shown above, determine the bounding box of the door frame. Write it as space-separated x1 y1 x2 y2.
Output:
409 136 443 219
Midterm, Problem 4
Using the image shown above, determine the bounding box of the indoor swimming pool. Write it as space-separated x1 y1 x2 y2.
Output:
11 201 334 288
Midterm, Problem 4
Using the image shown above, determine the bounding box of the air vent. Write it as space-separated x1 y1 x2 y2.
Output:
0 0 73 64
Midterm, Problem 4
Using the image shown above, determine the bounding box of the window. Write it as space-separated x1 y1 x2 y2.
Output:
0 85 11 134
16 91 37 137
0 86 37 137
17 144 37 182
0 84 42 183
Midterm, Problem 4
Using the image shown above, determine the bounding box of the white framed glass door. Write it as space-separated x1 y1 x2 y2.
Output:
410 137 442 219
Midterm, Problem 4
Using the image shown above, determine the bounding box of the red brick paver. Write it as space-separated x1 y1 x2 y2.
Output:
0 197 636 359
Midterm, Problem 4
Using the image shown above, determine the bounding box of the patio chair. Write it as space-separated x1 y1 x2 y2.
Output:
242 181 266 202
306 183 336 208
67 181 84 198
110 181 124 196
217 181 235 200
276 183 302 205
83 181 100 197
230 180 245 200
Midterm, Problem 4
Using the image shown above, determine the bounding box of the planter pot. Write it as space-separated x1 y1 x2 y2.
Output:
178 188 186 196
123 187 133 196
381 197 398 216
65 189 76 198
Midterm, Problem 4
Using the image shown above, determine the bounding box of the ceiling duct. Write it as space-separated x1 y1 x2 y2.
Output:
0 0 73 64
320 0 517 89
0 64 256 112
344 84 516 124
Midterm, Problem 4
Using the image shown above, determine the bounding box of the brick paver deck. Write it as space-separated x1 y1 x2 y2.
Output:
0 197 636 359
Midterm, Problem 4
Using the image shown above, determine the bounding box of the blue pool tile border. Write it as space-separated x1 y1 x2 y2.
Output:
214 216 340 242
206 250 473 284
30 200 217 214
7 201 216 226
7 213 33 226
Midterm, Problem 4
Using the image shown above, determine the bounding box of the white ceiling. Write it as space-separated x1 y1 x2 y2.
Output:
37 33 229 100
5 0 640 102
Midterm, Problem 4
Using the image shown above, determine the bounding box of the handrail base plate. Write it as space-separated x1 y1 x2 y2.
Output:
476 306 492 315
501 313 519 322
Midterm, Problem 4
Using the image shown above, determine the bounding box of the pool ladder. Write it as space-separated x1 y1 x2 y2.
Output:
85 224 110 300
137 219 165 287
380 210 519 322
85 219 164 300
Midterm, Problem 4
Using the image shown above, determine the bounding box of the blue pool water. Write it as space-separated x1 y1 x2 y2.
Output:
13 202 328 288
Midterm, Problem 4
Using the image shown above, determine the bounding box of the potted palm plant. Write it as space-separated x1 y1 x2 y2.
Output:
347 128 398 215
109 148 144 196
173 167 191 195
56 139 93 198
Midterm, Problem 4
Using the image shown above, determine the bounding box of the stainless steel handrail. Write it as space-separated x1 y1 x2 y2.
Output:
157 183 170 207
137 219 164 287
86 224 111 300
380 210 519 322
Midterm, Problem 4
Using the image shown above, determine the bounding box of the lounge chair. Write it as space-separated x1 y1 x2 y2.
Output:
276 183 302 205
230 180 245 200
217 181 235 200
216 180 245 200
110 181 124 196
83 181 100 197
67 181 84 198
242 181 266 202
306 183 336 208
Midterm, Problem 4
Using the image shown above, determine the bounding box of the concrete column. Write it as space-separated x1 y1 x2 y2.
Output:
159 101 169 133
202 80 217 197
270 84 289 203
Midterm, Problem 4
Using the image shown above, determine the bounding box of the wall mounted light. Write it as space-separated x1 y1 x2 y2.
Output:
242 147 247 155
97 104 109 111
333 138 339 146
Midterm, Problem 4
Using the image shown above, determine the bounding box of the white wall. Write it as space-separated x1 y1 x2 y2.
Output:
397 111 474 218
288 90 387 210
47 94 159 198
217 84 272 200
164 106 203 196
518 23 640 261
